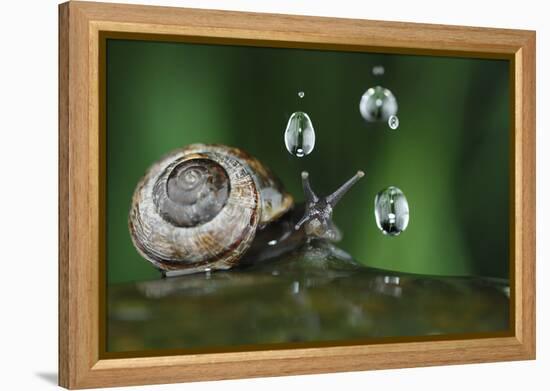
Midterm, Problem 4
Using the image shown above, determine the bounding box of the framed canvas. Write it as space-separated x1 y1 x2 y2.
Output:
58 1 536 389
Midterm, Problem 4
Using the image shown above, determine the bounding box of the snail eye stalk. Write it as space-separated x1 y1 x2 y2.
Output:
295 171 365 241
301 171 318 203
326 171 365 207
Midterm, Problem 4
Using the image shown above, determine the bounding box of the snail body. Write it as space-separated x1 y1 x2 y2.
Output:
129 144 364 277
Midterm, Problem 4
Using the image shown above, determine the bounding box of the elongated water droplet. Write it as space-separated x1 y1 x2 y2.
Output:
298 91 305 98
359 86 398 123
372 65 385 76
284 111 315 157
374 186 409 236
388 115 399 130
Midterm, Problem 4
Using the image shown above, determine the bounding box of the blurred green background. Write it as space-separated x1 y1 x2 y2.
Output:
106 39 510 285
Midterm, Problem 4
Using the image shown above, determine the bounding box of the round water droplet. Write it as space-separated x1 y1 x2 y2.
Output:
374 186 409 236
388 115 399 130
298 91 305 98
359 86 398 123
372 65 385 76
284 111 315 158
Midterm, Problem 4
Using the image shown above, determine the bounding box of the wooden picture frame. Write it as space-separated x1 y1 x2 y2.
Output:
58 1 536 389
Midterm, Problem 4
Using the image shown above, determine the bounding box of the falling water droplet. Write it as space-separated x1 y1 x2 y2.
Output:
298 91 305 98
374 186 409 236
284 111 315 157
372 65 385 76
359 86 398 123
388 115 399 130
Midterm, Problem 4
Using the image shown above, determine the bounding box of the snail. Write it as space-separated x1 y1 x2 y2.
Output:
129 144 364 277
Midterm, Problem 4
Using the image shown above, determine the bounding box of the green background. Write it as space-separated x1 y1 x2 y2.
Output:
106 39 510 284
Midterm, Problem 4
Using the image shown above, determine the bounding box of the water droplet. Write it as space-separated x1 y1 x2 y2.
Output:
284 111 315 157
383 276 400 285
372 65 385 76
388 115 399 130
298 91 305 98
291 281 300 294
359 86 398 123
374 186 409 236
374 276 402 297
268 239 277 246
204 267 212 279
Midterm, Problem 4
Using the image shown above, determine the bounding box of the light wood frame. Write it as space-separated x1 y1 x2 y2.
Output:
59 1 536 389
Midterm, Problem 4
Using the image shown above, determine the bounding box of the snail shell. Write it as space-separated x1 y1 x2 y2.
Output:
129 144 293 275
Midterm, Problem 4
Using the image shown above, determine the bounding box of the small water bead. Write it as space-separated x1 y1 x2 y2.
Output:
374 276 403 297
383 276 400 285
359 86 398 123
372 65 385 76
284 111 316 157
374 186 409 236
298 91 305 98
388 115 399 130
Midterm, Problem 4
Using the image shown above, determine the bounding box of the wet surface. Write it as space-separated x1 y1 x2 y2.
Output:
107 242 510 353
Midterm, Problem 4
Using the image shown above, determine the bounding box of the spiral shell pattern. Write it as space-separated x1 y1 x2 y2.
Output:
154 158 230 227
129 148 261 274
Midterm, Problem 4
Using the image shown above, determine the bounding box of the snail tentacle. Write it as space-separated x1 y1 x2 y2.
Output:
295 171 364 242
326 170 365 207
294 213 309 231
301 171 318 203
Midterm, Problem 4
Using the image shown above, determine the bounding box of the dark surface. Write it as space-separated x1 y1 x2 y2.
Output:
107 242 510 353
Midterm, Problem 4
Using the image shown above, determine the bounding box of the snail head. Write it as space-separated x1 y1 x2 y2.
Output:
294 170 365 241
